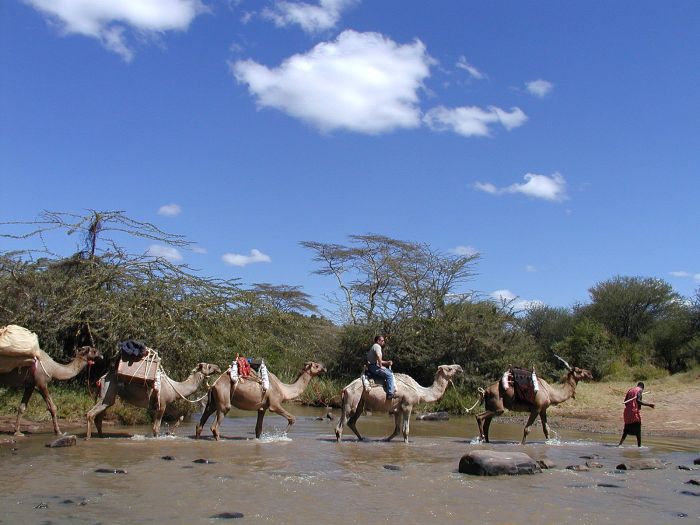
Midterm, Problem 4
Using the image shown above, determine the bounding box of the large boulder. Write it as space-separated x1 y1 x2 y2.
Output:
459 450 542 476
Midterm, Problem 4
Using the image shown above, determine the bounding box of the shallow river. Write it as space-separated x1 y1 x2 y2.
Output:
1 407 699 525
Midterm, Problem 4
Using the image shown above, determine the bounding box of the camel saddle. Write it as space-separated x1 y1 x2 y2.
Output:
509 367 537 405
117 341 160 384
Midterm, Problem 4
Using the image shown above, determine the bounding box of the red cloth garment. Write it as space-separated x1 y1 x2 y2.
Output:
236 356 252 377
623 386 643 424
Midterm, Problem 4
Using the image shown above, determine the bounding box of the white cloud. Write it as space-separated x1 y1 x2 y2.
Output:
670 271 691 278
158 204 182 217
490 289 542 311
525 265 537 273
474 172 568 202
526 79 553 98
456 56 484 80
147 244 183 262
232 30 432 134
450 245 478 257
262 0 357 33
24 0 206 62
191 245 207 254
222 249 271 267
670 271 700 282
423 105 527 137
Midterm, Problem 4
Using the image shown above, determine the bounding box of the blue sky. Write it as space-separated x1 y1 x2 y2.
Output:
1 0 699 317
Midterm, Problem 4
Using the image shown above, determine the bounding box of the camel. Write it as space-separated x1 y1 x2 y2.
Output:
474 356 593 444
85 362 221 438
195 361 326 440
335 364 464 443
0 346 102 436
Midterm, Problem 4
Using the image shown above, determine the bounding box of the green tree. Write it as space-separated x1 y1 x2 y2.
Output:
582 276 678 342
553 318 615 379
521 304 575 354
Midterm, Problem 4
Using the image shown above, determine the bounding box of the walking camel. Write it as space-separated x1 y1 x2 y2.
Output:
85 362 221 438
473 356 593 444
196 361 326 440
0 346 102 436
335 364 464 443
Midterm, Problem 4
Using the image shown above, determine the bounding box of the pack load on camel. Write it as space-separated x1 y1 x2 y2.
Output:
229 353 269 392
116 340 161 385
0 325 42 373
501 365 540 405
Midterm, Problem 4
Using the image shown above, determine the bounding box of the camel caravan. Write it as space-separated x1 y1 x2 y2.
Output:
0 324 594 443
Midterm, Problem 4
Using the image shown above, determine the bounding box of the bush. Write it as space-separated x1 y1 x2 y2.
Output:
553 319 615 379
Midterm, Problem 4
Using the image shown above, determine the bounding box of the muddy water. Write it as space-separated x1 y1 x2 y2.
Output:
1 407 699 525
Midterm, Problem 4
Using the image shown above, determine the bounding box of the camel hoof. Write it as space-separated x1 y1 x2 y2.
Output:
13 431 25 437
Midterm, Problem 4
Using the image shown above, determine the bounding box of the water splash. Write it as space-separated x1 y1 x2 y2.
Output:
258 429 293 443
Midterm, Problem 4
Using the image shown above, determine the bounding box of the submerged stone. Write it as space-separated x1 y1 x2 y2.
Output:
416 411 449 421
616 458 665 470
210 512 244 519
94 468 127 474
459 450 541 476
46 435 77 448
193 458 216 464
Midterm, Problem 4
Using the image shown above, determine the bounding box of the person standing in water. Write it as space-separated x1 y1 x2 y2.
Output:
618 381 655 447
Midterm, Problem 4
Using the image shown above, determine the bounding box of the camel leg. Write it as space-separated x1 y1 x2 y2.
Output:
195 395 216 439
152 405 166 437
268 404 296 435
210 403 230 441
94 411 106 437
255 408 267 439
335 407 347 442
521 409 540 444
86 373 117 439
484 416 496 443
385 411 401 442
35 383 61 435
540 409 551 440
475 411 495 442
347 397 365 441
14 383 35 437
401 405 413 443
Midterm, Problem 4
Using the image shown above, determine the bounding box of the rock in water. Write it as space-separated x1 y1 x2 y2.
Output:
45 435 77 448
459 450 541 476
616 458 665 470
210 512 244 519
415 411 449 421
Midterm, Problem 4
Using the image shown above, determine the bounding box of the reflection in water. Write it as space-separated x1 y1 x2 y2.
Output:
1 407 698 525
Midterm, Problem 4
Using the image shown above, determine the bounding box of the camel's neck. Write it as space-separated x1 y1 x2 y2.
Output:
166 371 205 397
277 371 313 402
416 374 450 404
41 351 89 381
547 375 577 405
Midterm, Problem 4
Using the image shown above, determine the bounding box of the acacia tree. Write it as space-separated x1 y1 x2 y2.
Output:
301 234 478 324
0 210 246 373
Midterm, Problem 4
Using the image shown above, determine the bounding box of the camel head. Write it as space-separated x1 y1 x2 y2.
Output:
302 361 327 377
193 362 222 377
76 346 102 364
570 366 593 383
437 364 463 380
